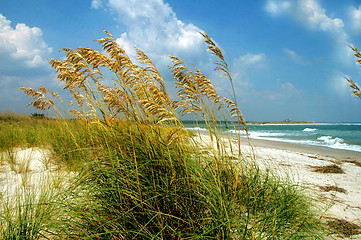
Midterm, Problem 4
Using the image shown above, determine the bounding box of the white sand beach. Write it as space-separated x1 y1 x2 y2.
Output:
0 148 70 203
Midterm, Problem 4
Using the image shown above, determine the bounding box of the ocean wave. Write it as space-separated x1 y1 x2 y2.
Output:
251 135 361 152
315 136 361 152
250 132 288 138
317 136 344 145
185 127 208 132
303 128 317 132
228 130 287 137
228 129 247 135
240 132 361 152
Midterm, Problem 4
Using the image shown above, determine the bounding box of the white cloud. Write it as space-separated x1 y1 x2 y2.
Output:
91 0 105 9
234 53 267 69
265 0 348 41
0 14 56 113
115 32 137 59
92 0 205 66
91 0 271 104
265 0 291 16
349 5 361 33
0 13 52 71
295 1 356 69
265 0 356 68
297 0 344 35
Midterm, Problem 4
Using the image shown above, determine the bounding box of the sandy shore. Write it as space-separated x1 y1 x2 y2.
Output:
196 134 361 239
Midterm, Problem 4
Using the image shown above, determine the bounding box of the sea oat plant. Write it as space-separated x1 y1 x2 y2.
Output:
346 46 361 99
18 31 323 239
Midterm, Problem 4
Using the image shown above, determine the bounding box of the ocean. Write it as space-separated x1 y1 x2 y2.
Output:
182 121 361 153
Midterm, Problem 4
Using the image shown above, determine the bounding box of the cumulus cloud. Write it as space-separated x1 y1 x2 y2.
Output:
297 0 345 37
349 5 361 33
91 0 205 66
0 13 55 112
265 0 347 39
0 13 52 73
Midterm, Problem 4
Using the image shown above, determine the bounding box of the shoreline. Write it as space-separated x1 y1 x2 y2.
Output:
247 122 361 125
243 137 361 163
185 122 361 154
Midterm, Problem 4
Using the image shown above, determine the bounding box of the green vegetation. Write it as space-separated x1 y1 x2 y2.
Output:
0 31 325 239
0 112 52 151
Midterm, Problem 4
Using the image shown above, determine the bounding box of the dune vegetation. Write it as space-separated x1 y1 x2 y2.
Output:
0 31 326 239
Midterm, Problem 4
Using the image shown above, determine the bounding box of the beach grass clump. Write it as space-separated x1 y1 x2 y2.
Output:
55 121 321 239
15 30 325 238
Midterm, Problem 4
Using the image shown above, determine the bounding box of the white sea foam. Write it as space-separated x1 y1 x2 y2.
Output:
238 131 361 152
251 135 361 152
303 128 317 132
228 130 288 138
228 129 247 135
317 136 343 145
249 132 287 138
185 127 208 132
314 136 361 152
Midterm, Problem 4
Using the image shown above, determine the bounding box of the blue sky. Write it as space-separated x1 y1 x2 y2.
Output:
0 0 360 122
